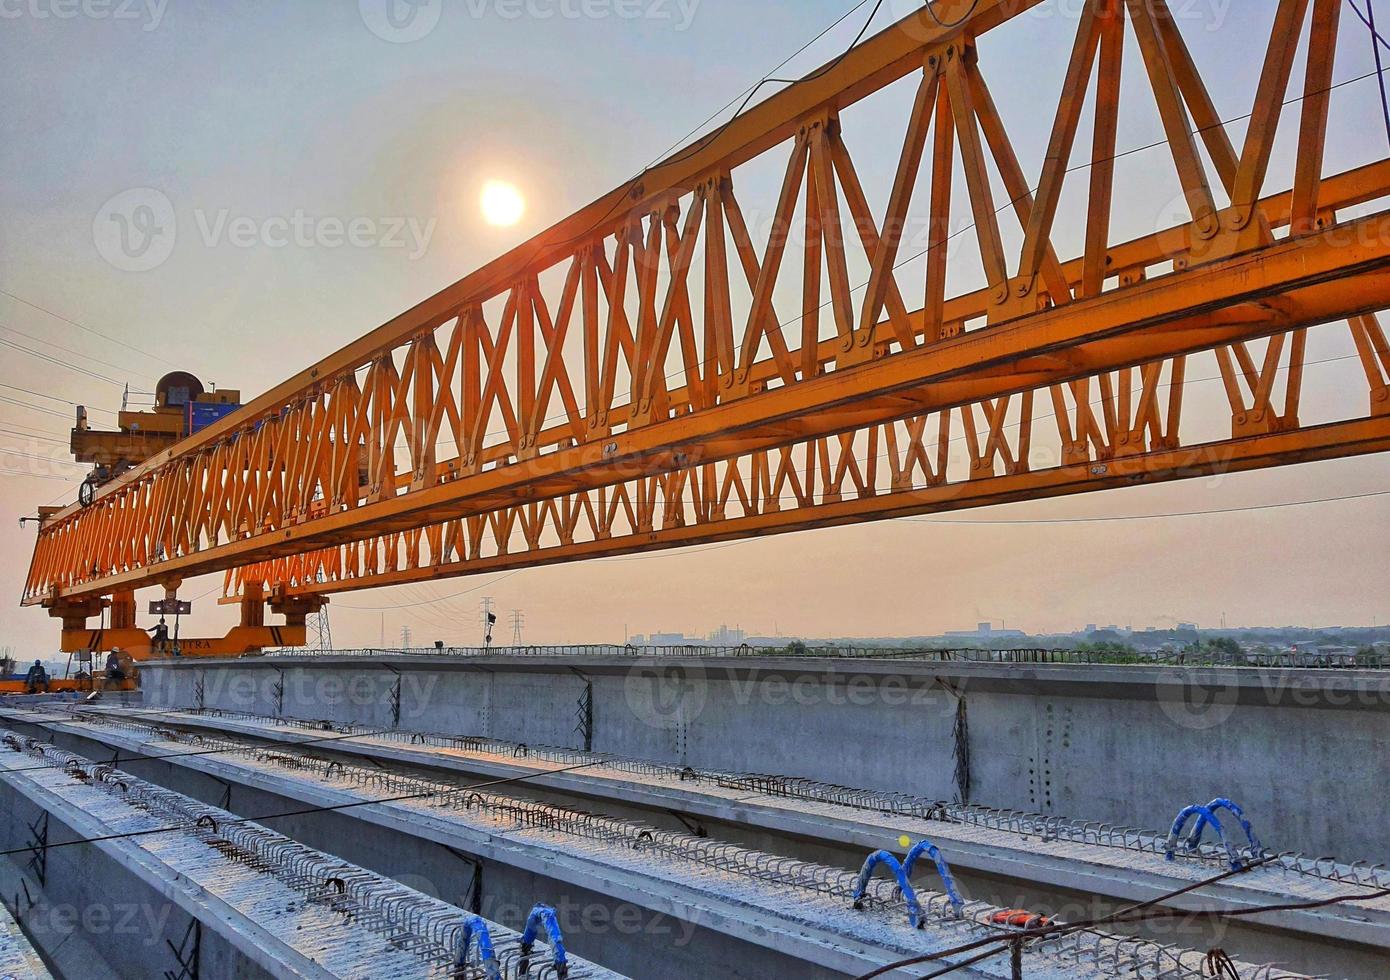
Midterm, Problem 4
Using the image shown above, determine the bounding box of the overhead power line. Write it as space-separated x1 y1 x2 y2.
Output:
0 321 153 384
0 287 180 369
0 448 85 469
0 469 80 484
542 0 893 256
1348 0 1390 146
0 426 69 446
592 489 1390 564
0 395 72 421
634 485 1390 522
304 487 1389 605
336 569 526 611
0 383 83 406
0 382 119 416
0 334 126 387
654 0 887 164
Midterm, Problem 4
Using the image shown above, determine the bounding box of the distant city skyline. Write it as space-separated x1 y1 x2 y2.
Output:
600 618 1390 649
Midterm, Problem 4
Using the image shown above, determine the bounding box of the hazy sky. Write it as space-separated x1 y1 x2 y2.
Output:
1 0 1387 653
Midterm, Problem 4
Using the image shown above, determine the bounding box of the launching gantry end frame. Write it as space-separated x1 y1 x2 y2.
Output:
20 0 1390 633
44 570 325 660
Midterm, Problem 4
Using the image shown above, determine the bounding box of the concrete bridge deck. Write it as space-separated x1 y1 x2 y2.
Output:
0 703 1310 980
0 730 616 979
69 703 1390 970
141 652 1390 860
5 647 1385 977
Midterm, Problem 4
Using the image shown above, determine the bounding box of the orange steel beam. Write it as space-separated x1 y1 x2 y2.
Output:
229 311 1390 598
28 220 1390 604
233 415 1390 599
0 680 137 695
22 0 1390 611
41 0 1036 510
56 625 305 658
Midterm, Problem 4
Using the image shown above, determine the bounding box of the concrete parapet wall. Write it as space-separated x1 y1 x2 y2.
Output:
142 654 1390 860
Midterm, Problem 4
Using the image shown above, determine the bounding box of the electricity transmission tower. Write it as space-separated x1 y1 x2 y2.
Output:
307 607 333 652
510 610 525 645
302 570 335 652
400 625 412 649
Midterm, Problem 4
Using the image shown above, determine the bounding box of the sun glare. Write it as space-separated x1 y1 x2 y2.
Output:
481 180 526 227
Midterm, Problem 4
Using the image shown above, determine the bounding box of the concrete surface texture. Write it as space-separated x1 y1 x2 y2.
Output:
62 701 1390 977
141 654 1390 859
0 895 52 979
0 701 1326 979
0 728 622 980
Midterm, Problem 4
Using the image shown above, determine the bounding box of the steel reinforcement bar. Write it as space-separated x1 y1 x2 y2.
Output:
29 708 1312 979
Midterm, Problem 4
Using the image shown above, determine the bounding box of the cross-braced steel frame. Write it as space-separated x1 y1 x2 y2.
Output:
22 0 1390 627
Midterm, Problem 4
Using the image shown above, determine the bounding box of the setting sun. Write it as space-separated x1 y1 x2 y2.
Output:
480 180 525 227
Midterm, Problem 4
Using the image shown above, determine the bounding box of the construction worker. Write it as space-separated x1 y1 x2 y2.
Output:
148 617 170 654
105 649 127 685
24 659 48 694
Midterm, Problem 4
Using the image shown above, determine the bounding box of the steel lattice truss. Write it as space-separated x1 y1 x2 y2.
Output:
23 0 1390 611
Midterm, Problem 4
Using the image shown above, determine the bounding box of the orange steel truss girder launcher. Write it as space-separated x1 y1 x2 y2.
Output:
21 0 1390 626
47 586 322 657
55 626 306 659
224 321 1390 599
